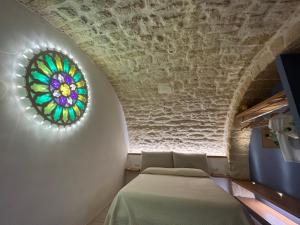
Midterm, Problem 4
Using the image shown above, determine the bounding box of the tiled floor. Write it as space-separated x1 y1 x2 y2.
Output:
88 206 110 225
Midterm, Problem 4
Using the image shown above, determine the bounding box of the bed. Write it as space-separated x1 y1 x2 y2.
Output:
105 167 251 225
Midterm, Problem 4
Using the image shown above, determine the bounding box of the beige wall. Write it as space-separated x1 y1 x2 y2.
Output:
0 1 128 225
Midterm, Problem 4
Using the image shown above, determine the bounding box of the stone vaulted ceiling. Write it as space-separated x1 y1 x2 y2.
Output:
18 0 300 155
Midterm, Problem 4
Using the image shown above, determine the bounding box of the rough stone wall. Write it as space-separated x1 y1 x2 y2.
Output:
226 5 300 179
18 0 300 155
229 64 281 179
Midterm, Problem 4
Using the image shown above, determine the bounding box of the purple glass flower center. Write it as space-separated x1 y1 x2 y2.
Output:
51 79 60 89
59 96 67 106
50 73 78 107
64 73 73 85
70 91 77 99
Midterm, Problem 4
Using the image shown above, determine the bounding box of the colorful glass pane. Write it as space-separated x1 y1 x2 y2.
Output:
44 54 57 73
63 57 70 73
73 72 82 82
25 49 89 126
54 54 62 71
76 80 85 88
44 101 56 114
77 88 87 95
68 108 76 122
53 105 63 121
31 71 50 84
76 100 85 110
37 60 52 76
69 65 76 76
78 95 86 103
35 94 52 105
31 84 48 93
62 108 69 123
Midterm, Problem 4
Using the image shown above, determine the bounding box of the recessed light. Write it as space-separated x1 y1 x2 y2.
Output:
277 192 283 198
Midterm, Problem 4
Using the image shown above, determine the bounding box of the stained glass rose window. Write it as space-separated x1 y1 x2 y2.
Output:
25 50 88 126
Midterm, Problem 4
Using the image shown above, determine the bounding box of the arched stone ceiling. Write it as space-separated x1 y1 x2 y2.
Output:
18 0 300 155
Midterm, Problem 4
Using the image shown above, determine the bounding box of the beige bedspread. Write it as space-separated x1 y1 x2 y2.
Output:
105 169 251 225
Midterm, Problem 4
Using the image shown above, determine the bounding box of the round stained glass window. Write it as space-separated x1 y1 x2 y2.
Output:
25 50 89 126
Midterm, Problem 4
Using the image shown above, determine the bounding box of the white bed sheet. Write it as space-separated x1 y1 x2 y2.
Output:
105 169 251 225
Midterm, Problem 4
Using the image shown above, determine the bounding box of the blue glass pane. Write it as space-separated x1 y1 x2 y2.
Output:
31 71 50 84
35 94 52 105
63 57 70 73
76 100 85 110
53 105 62 121
77 88 87 95
68 108 76 122
73 72 82 82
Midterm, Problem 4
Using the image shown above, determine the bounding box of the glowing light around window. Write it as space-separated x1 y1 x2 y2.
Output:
24 49 89 126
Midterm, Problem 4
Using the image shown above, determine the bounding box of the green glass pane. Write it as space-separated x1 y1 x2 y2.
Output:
63 57 70 73
31 83 48 93
31 71 50 84
35 94 52 105
68 108 76 122
62 108 68 123
77 88 87 95
37 60 52 76
44 55 57 73
53 105 62 121
76 100 85 110
44 101 56 114
73 72 82 82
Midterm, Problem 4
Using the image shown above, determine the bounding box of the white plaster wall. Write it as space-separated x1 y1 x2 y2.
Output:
126 154 229 176
0 1 128 225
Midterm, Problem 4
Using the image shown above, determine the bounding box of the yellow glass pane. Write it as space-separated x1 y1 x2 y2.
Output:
62 108 69 123
54 54 62 71
31 83 48 93
69 65 76 76
76 80 85 88
37 61 52 76
73 104 81 116
44 101 56 115
60 84 71 96
78 95 86 103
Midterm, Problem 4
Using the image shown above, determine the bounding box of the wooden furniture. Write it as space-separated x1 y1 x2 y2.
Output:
237 197 297 225
236 91 288 124
233 180 300 219
211 178 300 224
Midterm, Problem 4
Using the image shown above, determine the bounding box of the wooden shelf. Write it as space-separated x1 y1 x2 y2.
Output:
237 197 297 225
236 91 288 123
233 180 300 219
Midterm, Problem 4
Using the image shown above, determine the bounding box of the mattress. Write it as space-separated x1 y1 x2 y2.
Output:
105 168 251 225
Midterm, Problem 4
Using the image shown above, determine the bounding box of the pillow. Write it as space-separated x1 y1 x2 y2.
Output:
141 151 173 171
173 152 209 173
142 167 209 178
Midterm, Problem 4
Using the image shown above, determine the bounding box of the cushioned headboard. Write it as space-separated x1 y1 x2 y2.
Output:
141 151 173 171
173 152 209 173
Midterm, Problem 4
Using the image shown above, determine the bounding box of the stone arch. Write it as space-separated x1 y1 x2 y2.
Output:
224 6 300 179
